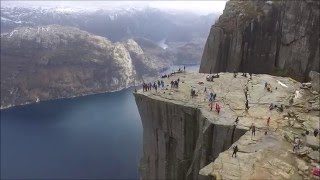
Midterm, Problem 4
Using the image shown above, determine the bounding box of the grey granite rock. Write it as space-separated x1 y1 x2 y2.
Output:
200 0 319 82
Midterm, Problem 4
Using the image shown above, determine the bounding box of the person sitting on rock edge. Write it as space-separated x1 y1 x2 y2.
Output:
232 145 238 158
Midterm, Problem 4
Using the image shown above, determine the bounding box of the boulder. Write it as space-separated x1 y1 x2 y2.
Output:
284 132 294 143
307 151 320 163
296 158 309 172
296 146 312 156
306 135 320 150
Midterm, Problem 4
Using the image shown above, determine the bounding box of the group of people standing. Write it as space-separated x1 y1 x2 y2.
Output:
142 80 165 92
265 82 272 92
142 67 185 92
233 71 252 79
170 78 180 88
208 92 220 113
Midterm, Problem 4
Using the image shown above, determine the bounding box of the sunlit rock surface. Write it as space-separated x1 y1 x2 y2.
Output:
134 72 319 179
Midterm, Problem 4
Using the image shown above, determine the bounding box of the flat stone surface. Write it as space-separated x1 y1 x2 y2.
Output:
136 72 320 179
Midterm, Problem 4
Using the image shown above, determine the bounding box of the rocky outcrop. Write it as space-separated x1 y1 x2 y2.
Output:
200 0 320 82
124 39 169 77
0 25 167 108
134 72 320 179
134 93 246 179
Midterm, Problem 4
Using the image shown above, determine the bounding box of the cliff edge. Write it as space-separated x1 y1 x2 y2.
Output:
134 72 319 179
200 0 319 81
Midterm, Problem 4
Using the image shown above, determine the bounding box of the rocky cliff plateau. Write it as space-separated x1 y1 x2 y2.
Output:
200 0 319 82
0 25 168 109
134 72 319 179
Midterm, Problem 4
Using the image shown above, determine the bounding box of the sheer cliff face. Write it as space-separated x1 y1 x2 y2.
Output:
134 72 319 179
0 25 164 108
200 0 319 81
134 94 245 179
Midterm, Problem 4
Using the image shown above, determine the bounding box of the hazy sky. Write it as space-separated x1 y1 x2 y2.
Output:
1 1 228 15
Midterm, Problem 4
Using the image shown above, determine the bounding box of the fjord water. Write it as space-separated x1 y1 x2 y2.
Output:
1 88 142 179
0 65 199 179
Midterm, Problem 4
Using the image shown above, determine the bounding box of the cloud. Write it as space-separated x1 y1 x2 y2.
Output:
1 1 227 15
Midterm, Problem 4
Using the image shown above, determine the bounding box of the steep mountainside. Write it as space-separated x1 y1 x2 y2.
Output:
200 0 319 81
0 25 166 108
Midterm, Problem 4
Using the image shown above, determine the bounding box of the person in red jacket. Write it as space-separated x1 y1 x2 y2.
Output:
313 166 320 177
209 101 213 111
216 103 220 114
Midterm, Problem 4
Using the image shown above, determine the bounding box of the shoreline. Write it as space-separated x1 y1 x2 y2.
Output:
0 84 138 111
0 64 200 110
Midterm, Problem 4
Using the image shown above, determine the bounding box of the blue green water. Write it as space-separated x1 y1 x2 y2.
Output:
1 87 142 179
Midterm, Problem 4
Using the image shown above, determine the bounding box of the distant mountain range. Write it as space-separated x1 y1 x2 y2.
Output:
1 6 217 43
0 6 219 108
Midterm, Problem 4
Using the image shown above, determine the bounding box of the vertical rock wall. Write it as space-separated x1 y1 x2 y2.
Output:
200 0 319 82
134 93 246 179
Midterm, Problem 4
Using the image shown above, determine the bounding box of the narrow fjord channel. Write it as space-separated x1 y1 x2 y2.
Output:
1 65 199 179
